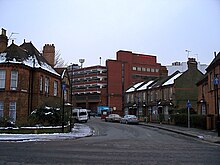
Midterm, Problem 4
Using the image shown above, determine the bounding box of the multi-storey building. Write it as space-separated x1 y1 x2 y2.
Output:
107 50 168 115
69 65 107 111
166 60 208 75
68 50 168 115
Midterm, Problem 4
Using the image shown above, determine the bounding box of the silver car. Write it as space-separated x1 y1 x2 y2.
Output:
120 115 139 124
105 114 121 122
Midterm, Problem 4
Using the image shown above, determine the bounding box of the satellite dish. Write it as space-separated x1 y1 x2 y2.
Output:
79 59 85 68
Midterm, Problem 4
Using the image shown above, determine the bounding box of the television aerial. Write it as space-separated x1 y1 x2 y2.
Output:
9 32 19 43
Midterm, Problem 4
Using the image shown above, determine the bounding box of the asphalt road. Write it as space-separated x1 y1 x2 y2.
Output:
0 117 220 165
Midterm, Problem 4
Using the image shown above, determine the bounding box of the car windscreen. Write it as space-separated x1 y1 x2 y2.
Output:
79 112 87 116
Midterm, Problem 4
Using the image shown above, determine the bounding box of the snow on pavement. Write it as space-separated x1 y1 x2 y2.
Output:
0 124 92 142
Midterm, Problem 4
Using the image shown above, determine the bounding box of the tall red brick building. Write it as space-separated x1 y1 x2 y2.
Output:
107 50 167 115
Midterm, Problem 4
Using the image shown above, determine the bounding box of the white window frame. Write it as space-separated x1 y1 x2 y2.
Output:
40 76 43 92
54 81 58 96
10 70 18 90
45 77 49 94
9 101 16 122
0 101 4 118
0 70 6 89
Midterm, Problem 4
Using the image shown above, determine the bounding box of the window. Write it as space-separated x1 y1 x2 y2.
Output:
0 70 6 89
132 66 137 71
142 68 146 72
0 101 4 118
40 76 43 92
10 70 18 90
155 69 159 72
137 67 141 71
45 77 49 95
151 68 155 72
9 101 16 122
54 81 58 96
210 72 213 90
147 68 150 72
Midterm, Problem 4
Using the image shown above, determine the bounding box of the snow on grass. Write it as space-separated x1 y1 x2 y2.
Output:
0 124 92 142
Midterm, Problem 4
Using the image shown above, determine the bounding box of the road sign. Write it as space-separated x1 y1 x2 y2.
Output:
214 77 219 85
186 100 192 108
62 83 66 91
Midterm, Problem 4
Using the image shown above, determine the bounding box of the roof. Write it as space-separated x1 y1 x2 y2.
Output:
206 52 220 71
162 72 182 86
0 42 60 76
126 81 145 93
137 80 154 91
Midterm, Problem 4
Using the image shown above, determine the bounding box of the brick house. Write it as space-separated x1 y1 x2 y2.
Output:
125 58 204 122
0 28 65 125
197 52 220 129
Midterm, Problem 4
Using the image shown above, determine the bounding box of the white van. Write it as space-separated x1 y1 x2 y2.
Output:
72 108 88 123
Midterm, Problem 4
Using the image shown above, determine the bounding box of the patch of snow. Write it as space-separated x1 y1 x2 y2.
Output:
197 135 204 139
0 124 92 142
162 73 182 86
45 112 53 115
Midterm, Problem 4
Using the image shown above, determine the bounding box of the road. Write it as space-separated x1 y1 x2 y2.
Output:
0 117 220 165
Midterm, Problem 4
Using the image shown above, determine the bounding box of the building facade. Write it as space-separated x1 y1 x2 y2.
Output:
107 50 168 115
68 65 107 112
0 28 66 125
125 58 204 122
197 52 220 129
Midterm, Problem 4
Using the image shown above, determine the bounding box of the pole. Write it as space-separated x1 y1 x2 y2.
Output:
188 106 190 128
62 83 66 133
62 89 65 133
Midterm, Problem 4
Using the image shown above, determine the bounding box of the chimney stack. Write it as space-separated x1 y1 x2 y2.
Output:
187 58 198 71
0 28 8 53
43 44 55 67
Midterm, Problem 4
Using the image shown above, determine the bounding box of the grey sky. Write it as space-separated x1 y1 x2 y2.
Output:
1 0 220 67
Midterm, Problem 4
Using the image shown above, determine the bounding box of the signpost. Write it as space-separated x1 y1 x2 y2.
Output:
186 100 192 128
62 83 66 133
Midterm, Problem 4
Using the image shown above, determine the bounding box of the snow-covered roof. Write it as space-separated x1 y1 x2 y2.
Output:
126 81 145 93
137 80 154 91
162 73 182 86
0 43 60 76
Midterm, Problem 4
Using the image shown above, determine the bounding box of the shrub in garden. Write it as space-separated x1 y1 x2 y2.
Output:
28 106 64 126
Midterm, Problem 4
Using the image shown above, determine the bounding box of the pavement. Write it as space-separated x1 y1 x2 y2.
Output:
140 122 220 144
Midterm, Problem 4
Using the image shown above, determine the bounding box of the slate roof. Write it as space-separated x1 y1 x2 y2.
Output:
206 52 220 71
0 42 60 76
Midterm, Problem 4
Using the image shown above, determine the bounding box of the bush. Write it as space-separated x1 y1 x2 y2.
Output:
191 115 206 129
28 106 66 126
171 114 188 127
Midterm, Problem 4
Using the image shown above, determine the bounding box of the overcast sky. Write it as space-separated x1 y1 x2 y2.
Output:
1 0 220 67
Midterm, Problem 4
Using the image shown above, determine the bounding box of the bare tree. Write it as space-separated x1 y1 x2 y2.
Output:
54 50 67 68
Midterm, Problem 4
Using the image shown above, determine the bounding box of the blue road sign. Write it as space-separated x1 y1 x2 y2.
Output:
186 100 192 108
62 83 66 91
214 77 219 85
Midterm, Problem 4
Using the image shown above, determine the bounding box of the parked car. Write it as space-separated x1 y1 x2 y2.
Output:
120 115 139 124
105 114 121 122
